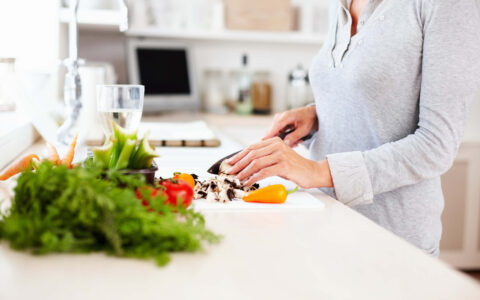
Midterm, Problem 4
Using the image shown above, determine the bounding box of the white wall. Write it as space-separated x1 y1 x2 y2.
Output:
0 0 59 73
0 0 59 109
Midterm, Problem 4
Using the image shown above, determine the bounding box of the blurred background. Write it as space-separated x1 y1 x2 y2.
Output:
0 0 479 279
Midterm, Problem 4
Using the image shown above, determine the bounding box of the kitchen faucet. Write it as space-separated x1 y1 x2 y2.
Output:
57 0 129 144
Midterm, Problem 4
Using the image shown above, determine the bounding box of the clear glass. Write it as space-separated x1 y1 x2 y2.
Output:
97 84 144 137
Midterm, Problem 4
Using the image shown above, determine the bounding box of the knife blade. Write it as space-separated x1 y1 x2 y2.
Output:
207 125 313 175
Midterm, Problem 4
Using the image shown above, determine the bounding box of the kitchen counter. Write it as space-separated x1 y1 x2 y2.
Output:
1 116 480 300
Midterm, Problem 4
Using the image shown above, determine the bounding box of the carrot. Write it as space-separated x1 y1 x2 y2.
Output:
46 143 61 165
0 154 40 181
61 133 78 168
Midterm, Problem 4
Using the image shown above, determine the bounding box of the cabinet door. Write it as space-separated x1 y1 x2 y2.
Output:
440 144 480 269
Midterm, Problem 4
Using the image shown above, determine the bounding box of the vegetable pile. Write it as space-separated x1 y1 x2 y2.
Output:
0 161 219 266
92 122 158 170
0 134 78 181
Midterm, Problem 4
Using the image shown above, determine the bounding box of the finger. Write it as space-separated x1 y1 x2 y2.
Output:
243 165 278 186
263 112 295 140
291 140 302 148
235 150 280 180
283 128 309 147
227 138 280 165
227 142 279 175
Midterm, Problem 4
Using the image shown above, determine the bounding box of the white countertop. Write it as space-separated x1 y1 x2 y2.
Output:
1 123 480 300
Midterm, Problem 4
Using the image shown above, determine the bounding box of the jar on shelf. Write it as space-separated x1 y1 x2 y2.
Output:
225 70 240 111
251 71 272 115
202 69 228 114
286 64 313 109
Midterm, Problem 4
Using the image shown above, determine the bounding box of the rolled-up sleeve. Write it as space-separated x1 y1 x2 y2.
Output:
327 151 374 205
327 0 480 206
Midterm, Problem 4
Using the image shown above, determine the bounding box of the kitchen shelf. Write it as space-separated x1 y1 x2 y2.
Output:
59 8 121 30
126 27 326 45
59 8 325 44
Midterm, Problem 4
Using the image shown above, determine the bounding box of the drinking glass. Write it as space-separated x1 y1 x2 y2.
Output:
97 84 144 137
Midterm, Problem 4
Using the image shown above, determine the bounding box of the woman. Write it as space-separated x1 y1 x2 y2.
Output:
226 0 480 255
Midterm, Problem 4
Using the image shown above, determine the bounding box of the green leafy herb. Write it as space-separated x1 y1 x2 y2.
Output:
0 161 219 266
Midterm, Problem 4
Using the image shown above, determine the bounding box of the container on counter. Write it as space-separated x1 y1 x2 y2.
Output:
236 54 253 115
202 69 228 114
251 71 272 115
225 70 240 111
286 64 313 109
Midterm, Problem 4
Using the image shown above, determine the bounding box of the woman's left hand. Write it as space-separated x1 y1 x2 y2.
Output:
226 137 333 189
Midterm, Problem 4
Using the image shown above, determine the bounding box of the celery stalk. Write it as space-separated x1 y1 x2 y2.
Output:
115 139 137 170
129 131 159 169
92 141 114 168
110 121 138 168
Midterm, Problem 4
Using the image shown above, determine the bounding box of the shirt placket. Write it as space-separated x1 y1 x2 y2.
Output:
330 0 380 69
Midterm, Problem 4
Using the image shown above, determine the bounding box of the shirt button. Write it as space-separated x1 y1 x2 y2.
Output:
379 15 385 21
340 63 344 68
360 20 365 25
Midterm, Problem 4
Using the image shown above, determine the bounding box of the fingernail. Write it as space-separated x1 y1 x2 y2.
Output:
226 168 233 174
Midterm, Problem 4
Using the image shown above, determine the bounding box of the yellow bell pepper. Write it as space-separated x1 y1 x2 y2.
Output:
242 184 298 204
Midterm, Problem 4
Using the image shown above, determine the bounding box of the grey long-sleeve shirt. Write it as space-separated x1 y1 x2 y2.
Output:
308 0 480 255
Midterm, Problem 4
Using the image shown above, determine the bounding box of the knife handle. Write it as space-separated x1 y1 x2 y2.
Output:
277 125 313 141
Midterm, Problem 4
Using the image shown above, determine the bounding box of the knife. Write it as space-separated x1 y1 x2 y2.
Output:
207 125 313 175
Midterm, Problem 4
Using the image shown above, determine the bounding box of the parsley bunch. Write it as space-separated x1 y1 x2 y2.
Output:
0 161 219 266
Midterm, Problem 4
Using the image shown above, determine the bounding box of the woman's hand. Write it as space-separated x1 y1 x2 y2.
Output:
264 105 318 147
226 137 333 189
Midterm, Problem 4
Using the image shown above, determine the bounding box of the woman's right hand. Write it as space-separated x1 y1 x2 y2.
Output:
263 105 318 147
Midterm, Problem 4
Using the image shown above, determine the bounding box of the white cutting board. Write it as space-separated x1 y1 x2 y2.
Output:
192 191 324 212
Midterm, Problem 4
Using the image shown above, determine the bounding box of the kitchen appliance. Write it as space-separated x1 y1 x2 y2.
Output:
207 125 312 175
127 38 198 112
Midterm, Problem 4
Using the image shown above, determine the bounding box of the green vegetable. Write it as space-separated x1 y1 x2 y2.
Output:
92 140 114 168
92 122 158 170
129 131 158 169
115 139 136 169
0 161 219 266
109 122 137 169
